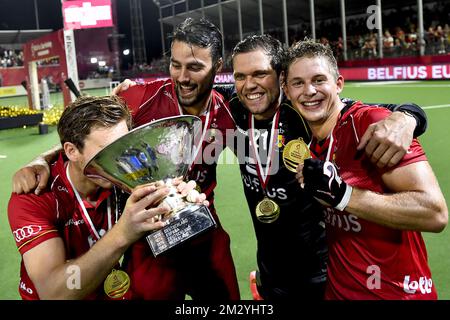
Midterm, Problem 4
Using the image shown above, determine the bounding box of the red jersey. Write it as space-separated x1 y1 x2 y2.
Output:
310 101 435 300
118 79 240 299
8 154 121 300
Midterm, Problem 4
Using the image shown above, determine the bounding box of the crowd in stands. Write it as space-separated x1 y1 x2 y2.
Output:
314 22 449 61
0 50 62 68
147 4 449 73
126 15 449 75
0 48 23 67
223 2 449 67
122 56 170 78
307 1 450 60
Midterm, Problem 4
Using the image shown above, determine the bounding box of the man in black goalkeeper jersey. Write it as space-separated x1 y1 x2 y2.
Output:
225 34 427 300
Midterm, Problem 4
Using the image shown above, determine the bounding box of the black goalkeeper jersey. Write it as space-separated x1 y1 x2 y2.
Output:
228 94 328 299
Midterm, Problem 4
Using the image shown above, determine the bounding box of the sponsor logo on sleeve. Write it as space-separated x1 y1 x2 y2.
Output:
13 225 42 243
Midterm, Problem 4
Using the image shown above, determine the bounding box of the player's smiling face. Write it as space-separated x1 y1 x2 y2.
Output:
233 49 280 120
170 40 220 111
283 56 343 126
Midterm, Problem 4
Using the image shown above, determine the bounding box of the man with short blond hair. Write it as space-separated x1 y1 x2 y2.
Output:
284 39 448 299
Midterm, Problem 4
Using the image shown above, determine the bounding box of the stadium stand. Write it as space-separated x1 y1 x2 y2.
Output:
149 0 448 72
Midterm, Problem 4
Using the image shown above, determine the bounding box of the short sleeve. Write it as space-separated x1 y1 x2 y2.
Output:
358 107 427 172
8 193 60 255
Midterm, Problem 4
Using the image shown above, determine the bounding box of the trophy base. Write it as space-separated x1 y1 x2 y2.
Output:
145 204 216 256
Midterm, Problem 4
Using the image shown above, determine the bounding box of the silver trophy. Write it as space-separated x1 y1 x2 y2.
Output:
84 115 216 256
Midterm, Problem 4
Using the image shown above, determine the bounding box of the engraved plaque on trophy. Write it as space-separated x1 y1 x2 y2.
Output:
84 115 216 256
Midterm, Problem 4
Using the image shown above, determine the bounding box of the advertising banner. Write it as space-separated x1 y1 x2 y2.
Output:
340 64 450 81
135 65 450 84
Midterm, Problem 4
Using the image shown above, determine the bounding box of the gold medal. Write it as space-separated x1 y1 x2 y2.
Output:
282 138 311 172
255 197 280 223
104 269 130 299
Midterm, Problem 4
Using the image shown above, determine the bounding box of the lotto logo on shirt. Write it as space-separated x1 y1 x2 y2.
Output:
20 280 34 295
403 275 433 294
13 225 42 243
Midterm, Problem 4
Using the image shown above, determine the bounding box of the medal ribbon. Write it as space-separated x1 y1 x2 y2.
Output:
249 109 281 191
182 95 214 172
324 106 349 162
66 163 115 242
325 131 335 162
325 111 342 162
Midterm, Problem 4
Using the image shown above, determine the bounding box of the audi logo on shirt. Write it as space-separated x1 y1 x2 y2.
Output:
13 225 42 243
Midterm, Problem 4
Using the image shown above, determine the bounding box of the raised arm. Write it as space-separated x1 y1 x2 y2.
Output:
12 145 62 195
111 79 137 96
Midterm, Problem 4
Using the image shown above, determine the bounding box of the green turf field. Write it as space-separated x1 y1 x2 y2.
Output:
0 80 449 300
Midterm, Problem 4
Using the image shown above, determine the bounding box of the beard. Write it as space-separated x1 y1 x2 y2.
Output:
175 69 216 108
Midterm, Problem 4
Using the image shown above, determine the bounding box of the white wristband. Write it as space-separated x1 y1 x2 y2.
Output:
335 185 353 211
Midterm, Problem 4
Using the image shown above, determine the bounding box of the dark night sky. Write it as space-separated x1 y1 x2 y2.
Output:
0 0 163 61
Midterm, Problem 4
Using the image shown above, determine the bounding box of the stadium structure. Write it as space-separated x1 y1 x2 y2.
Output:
145 0 448 83
152 0 446 58
0 0 448 108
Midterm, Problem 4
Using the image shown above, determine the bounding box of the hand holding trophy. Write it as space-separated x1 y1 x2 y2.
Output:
84 115 216 256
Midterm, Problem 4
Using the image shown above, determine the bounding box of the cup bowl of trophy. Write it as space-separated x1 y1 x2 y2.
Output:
84 115 216 256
